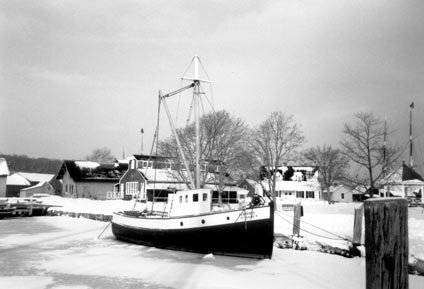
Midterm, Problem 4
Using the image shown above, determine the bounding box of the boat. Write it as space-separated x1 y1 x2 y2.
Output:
111 56 274 258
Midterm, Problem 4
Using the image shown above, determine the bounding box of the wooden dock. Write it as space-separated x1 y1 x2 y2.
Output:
0 198 59 218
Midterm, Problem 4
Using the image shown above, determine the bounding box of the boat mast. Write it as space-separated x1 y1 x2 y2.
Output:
409 102 414 168
181 56 211 189
194 57 201 189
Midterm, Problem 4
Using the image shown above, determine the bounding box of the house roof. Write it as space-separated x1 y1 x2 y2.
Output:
402 164 424 181
330 184 363 195
17 172 54 183
132 154 169 161
0 158 9 176
382 163 424 184
7 173 31 186
56 160 127 182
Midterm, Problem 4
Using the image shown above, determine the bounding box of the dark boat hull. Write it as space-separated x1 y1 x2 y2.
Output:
111 205 274 259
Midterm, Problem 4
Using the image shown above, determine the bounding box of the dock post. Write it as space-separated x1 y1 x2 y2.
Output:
364 198 408 289
29 198 33 216
353 204 363 245
293 202 301 236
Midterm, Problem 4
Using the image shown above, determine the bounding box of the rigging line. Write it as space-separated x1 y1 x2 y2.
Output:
130 98 162 211
199 91 206 117
197 57 212 82
145 95 162 212
197 58 214 107
275 211 355 243
234 207 248 223
175 79 184 127
277 210 348 240
152 95 162 212
185 93 195 126
199 83 215 112
275 210 353 242
413 136 424 173
181 57 195 79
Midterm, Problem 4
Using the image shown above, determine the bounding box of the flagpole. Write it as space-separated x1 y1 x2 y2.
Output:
140 128 144 155
409 102 414 168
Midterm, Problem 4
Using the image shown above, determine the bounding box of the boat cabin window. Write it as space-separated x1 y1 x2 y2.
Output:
193 194 199 202
203 193 208 201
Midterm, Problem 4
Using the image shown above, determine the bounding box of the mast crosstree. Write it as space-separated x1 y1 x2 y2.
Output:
159 56 212 189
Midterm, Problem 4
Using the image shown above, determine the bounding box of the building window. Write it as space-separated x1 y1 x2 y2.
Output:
185 195 188 203
306 191 314 198
141 161 152 168
203 193 208 201
126 182 138 195
341 193 345 199
296 191 304 198
193 194 199 202
179 196 183 203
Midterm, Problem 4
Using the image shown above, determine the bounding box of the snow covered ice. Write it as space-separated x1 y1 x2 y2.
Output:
0 197 423 289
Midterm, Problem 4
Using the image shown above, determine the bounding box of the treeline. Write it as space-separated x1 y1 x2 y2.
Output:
0 154 62 174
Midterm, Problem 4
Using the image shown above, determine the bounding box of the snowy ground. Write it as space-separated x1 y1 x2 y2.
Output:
0 197 423 289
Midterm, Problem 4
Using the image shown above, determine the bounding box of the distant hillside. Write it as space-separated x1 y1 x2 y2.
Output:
0 154 62 174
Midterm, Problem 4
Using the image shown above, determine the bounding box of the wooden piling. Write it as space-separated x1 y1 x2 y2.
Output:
293 202 301 236
364 198 408 289
28 198 33 217
353 204 363 245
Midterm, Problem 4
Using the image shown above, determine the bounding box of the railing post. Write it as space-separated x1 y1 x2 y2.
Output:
364 198 408 289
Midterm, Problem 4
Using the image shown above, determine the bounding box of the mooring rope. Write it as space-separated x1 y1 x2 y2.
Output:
275 210 361 244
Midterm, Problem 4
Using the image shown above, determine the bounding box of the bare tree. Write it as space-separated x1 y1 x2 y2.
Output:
249 112 305 205
158 110 250 189
303 145 349 202
85 147 115 164
340 112 400 197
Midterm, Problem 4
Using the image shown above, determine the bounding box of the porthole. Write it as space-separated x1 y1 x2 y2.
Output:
180 222 184 226
201 219 205 224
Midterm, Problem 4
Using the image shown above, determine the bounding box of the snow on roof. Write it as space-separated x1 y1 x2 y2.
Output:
75 161 100 169
7 173 31 186
140 168 182 183
244 179 258 186
21 181 52 191
0 158 9 176
17 172 54 183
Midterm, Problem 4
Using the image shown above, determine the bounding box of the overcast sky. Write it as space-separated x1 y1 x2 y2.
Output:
1 0 423 168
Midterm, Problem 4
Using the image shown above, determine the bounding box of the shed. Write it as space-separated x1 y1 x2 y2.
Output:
0 158 9 198
6 173 31 197
20 181 55 198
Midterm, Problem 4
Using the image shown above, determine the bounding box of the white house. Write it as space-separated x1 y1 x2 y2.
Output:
261 166 321 201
